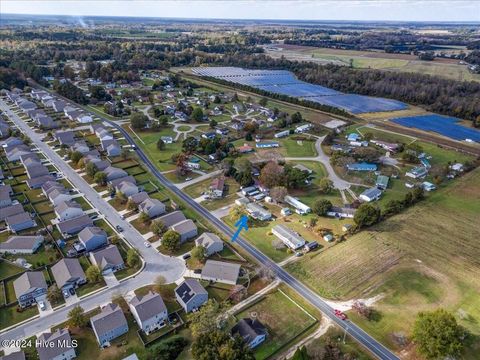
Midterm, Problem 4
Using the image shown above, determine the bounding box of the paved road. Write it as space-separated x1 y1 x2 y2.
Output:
12 88 398 360
284 136 351 190
108 119 400 360
0 100 185 349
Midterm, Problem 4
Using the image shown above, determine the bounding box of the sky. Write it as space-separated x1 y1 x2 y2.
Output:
2 0 480 22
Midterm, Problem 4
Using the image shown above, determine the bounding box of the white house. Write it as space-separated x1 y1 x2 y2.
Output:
129 291 168 335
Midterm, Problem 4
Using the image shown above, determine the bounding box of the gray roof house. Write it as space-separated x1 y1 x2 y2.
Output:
48 188 72 206
174 279 208 313
0 203 25 221
54 200 84 222
201 260 241 285
6 212 36 233
54 131 76 146
25 160 50 180
72 141 90 154
103 166 128 182
231 318 267 349
26 174 56 189
42 181 65 197
13 271 47 308
89 245 125 274
0 235 44 255
128 191 149 205
57 214 94 237
90 303 128 347
78 226 107 252
0 351 26 360
170 219 198 243
271 224 306 250
359 187 383 202
51 258 86 290
37 116 59 130
0 184 13 208
36 329 76 360
138 198 165 219
129 291 168 335
5 145 31 162
115 179 139 197
51 100 66 113
195 233 224 257
155 210 186 228
1 137 23 148
101 139 121 157
84 156 109 172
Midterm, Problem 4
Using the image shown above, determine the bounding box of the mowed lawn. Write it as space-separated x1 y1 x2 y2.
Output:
124 126 178 171
286 168 480 356
235 289 317 359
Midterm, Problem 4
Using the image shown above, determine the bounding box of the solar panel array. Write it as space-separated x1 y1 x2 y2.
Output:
392 114 480 142
191 67 408 114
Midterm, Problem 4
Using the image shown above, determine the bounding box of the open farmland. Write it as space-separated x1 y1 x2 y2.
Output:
286 167 480 355
265 45 480 83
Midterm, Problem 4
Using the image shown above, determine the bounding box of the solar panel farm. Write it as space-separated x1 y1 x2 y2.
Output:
192 66 409 113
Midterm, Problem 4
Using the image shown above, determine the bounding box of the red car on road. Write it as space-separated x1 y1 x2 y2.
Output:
334 309 347 320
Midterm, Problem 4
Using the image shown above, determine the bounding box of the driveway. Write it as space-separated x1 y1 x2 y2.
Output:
103 272 120 287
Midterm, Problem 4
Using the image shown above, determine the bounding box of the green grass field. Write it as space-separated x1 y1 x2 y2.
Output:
0 260 23 281
125 126 179 171
286 167 480 356
235 288 317 359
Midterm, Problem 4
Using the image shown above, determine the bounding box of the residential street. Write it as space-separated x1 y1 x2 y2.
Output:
0 99 186 350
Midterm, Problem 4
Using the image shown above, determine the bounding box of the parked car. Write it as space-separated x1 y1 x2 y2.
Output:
38 300 46 311
69 288 75 296
62 289 70 298
182 253 191 260
116 225 124 232
144 241 151 248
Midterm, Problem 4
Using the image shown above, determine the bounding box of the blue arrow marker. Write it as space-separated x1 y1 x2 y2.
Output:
232 215 249 242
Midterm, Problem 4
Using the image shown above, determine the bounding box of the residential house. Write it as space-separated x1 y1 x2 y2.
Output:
90 303 129 347
103 166 128 182
422 182 437 192
174 279 208 313
201 260 240 285
57 215 94 237
138 198 165 219
72 141 90 154
231 318 267 349
115 179 139 197
54 131 76 147
42 181 65 198
55 200 84 222
77 226 108 252
274 130 290 138
195 233 223 256
373 174 389 190
237 144 254 154
76 114 93 124
26 174 56 189
284 195 311 215
256 142 279 149
13 271 47 308
0 184 13 208
6 212 36 233
160 136 173 144
51 258 86 291
295 124 312 133
359 187 382 202
36 329 76 360
346 162 377 172
129 291 168 335
246 203 272 221
406 166 428 179
155 211 186 228
326 206 356 219
1 137 23 148
51 100 66 113
209 177 224 198
0 203 25 222
5 145 31 162
48 188 72 206
271 224 306 250
127 191 149 205
90 245 125 274
170 219 198 243
0 351 26 360
0 235 44 255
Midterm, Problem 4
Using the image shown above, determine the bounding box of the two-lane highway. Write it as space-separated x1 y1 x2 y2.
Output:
108 119 400 360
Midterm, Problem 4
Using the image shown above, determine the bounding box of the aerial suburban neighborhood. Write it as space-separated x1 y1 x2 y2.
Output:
0 2 479 360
